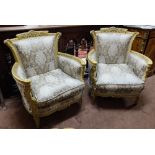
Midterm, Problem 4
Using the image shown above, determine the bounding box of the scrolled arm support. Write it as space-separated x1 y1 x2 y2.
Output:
12 62 38 112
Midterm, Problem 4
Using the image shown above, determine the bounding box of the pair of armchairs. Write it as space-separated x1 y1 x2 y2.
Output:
4 28 152 127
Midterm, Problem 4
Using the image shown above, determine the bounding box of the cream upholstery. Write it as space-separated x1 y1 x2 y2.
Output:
13 35 57 77
97 64 144 85
88 27 152 99
30 69 84 104
58 54 83 81
4 30 85 127
127 51 149 80
96 64 144 96
96 32 136 64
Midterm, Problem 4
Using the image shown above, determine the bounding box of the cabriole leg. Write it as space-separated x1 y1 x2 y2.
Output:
33 115 40 128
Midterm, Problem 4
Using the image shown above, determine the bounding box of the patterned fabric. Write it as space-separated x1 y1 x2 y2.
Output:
22 87 83 115
37 92 82 116
16 80 83 115
89 28 148 97
13 35 57 78
89 51 97 62
88 51 97 86
12 64 31 112
96 63 144 96
96 64 144 85
16 64 27 79
14 65 84 115
58 55 83 81
95 84 144 96
127 52 148 81
29 69 84 106
96 32 136 64
15 81 32 113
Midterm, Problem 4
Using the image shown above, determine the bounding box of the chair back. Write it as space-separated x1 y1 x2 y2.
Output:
4 30 61 78
91 27 138 64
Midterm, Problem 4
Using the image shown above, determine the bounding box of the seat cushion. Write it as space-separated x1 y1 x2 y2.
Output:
96 64 144 95
97 64 144 85
29 69 84 106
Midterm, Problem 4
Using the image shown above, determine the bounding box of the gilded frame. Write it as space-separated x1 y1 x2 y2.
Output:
4 30 85 128
88 27 153 100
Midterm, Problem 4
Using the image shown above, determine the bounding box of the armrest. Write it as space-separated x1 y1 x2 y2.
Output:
87 49 97 85
12 62 30 85
87 49 97 66
127 50 153 81
12 62 37 106
57 52 86 81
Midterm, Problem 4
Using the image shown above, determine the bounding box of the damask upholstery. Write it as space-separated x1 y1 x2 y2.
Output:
88 27 153 99
97 64 144 85
95 28 137 64
96 64 144 96
58 53 85 81
30 69 84 105
127 51 150 80
4 30 85 127
13 35 57 77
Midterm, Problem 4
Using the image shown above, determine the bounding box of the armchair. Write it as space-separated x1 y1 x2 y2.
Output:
4 30 85 127
88 27 152 102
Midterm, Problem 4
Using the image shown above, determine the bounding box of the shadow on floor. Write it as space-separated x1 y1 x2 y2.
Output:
40 103 81 129
93 96 143 110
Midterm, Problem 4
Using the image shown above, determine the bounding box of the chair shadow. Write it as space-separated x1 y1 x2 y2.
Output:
7 96 81 129
94 97 126 109
40 103 81 129
11 95 144 128
3 97 36 129
94 96 143 110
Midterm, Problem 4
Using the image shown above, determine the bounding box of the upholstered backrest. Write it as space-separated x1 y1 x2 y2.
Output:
10 31 60 78
91 27 138 64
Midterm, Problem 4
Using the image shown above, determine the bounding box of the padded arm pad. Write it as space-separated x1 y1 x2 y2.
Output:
127 51 153 81
87 49 97 65
12 62 31 85
57 52 85 81
87 49 97 85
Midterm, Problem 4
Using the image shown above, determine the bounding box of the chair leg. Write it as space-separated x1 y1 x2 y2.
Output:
91 90 96 104
135 96 139 104
125 96 139 108
33 115 40 128
78 97 82 105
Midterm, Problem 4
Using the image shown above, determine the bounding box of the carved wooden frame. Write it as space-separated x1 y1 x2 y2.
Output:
88 27 153 100
4 30 85 128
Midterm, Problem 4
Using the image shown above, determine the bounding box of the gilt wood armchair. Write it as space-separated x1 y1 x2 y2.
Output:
88 27 152 102
4 30 85 127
